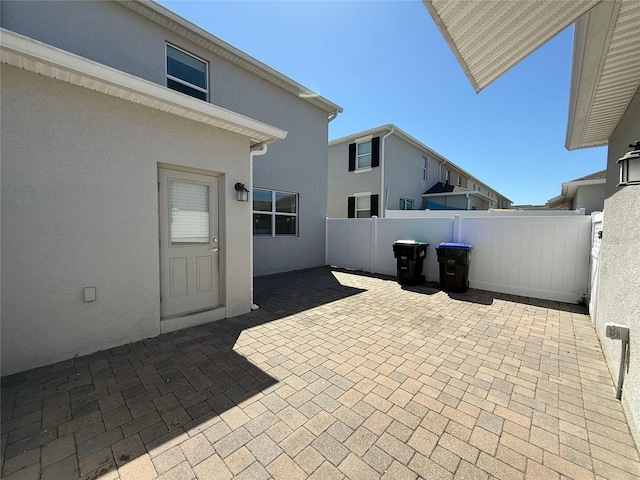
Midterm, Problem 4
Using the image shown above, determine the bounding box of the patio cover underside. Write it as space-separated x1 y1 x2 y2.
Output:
423 0 640 150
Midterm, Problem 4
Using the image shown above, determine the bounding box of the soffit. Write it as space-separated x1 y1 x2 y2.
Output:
566 0 640 149
119 0 343 117
422 0 600 92
0 29 287 147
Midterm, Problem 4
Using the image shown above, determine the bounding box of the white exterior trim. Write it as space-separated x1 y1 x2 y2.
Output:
0 29 287 146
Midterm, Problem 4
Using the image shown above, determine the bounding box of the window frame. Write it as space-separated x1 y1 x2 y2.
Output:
355 195 371 218
399 198 414 210
252 188 299 237
356 140 372 170
445 170 450 184
421 156 428 180
166 43 209 100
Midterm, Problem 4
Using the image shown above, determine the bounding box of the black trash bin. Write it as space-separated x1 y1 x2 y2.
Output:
392 240 428 285
436 243 473 292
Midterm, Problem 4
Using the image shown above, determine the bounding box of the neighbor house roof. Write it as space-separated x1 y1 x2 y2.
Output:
423 0 640 150
330 124 513 203
423 182 469 195
0 29 287 147
120 0 343 119
547 169 607 208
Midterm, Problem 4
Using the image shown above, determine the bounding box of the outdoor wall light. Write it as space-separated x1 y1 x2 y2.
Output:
235 182 249 202
617 140 640 186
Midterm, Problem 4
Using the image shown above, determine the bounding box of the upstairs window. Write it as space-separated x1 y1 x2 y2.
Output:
421 157 428 180
445 170 450 184
348 137 380 171
457 175 462 187
166 44 208 100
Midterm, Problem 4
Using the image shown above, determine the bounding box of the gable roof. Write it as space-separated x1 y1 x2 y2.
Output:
119 0 342 118
0 29 287 147
423 0 640 150
547 169 607 207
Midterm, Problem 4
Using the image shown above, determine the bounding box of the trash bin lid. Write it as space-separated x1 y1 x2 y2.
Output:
394 240 428 245
438 242 473 250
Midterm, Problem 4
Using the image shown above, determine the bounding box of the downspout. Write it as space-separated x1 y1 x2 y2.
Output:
380 126 395 218
466 193 471 210
249 143 268 310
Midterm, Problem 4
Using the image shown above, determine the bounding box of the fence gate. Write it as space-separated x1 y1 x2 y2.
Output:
589 212 604 324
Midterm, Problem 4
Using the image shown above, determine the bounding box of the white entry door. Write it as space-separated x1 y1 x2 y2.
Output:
159 168 219 317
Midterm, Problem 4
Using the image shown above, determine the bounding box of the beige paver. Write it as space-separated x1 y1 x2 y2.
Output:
1 267 639 480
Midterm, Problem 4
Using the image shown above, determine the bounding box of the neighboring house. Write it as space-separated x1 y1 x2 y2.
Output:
327 125 512 218
424 0 640 447
547 170 606 214
0 0 340 375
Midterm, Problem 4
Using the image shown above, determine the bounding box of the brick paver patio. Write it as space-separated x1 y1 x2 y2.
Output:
2 267 639 479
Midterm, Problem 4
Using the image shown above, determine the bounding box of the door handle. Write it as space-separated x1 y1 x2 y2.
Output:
209 238 218 252
209 247 218 252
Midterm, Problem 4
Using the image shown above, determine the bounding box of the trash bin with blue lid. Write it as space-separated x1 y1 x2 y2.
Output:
392 240 429 285
436 242 473 292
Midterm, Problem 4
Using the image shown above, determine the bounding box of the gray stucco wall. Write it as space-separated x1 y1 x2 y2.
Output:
1 66 252 375
384 135 436 212
595 85 640 445
1 0 331 277
327 140 382 218
573 183 605 214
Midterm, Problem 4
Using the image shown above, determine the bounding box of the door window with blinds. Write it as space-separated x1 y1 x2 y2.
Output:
169 180 209 244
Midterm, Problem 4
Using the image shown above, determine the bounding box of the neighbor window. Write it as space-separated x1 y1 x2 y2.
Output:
166 44 208 100
356 141 372 169
356 196 371 218
421 157 428 180
457 176 462 187
253 188 298 236
400 198 414 210
348 137 380 171
445 170 450 184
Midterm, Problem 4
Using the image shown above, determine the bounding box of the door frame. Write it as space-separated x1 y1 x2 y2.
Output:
157 164 226 332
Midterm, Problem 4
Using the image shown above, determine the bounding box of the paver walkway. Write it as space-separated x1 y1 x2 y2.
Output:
2 267 639 480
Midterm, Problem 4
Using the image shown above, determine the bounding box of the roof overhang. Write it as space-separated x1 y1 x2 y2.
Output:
422 0 600 93
0 29 287 147
423 0 640 151
565 0 640 150
422 190 486 199
547 177 606 206
119 0 343 119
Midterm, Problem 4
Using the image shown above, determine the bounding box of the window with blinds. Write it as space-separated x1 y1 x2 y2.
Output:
170 180 210 244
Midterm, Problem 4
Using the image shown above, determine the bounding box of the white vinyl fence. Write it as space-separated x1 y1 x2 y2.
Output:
326 211 593 303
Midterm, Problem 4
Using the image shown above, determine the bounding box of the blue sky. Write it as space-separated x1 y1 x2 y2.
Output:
157 0 607 205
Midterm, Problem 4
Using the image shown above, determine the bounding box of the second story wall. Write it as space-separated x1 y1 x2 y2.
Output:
328 137 382 218
1 0 336 276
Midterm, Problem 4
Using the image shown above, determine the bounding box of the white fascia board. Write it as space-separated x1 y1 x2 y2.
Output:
120 0 342 118
0 29 287 146
565 1 620 150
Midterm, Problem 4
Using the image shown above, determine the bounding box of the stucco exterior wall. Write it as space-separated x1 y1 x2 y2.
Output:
1 0 331 278
384 135 435 212
1 66 252 375
573 183 605 214
595 85 640 445
327 141 382 218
